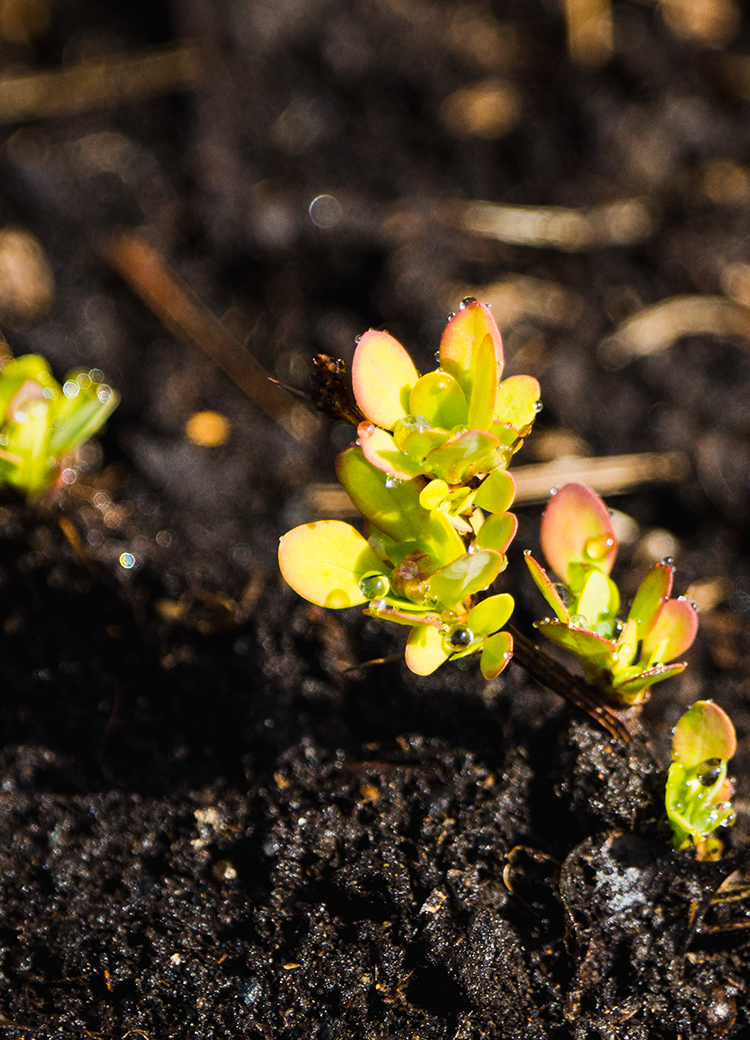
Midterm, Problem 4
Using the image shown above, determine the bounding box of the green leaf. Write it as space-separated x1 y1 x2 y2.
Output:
536 619 617 673
473 468 515 514
0 355 55 415
426 428 499 484
351 329 418 430
671 700 737 768
613 662 687 703
493 374 541 430
427 549 503 608
577 569 618 629
49 380 119 455
428 508 467 566
480 630 513 679
336 446 429 543
394 421 451 463
468 593 514 636
467 333 497 431
540 483 617 586
524 551 570 623
409 371 468 429
278 520 385 608
641 597 698 665
627 560 673 636
474 512 517 554
439 300 503 398
405 622 451 675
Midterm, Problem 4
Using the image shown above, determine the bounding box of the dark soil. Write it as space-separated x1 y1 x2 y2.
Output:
0 0 749 1036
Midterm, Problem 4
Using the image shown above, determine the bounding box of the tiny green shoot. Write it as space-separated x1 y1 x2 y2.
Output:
0 354 119 497
665 700 737 859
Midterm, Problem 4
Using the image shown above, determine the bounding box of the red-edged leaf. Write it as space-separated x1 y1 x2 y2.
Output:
524 551 570 623
357 422 425 480
540 483 617 586
614 662 687 704
405 623 451 675
439 300 503 398
474 511 517 554
641 597 698 664
426 428 499 483
480 630 513 679
536 619 617 673
351 329 418 429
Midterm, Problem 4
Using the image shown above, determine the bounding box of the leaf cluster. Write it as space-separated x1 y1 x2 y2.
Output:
525 483 698 705
279 299 540 677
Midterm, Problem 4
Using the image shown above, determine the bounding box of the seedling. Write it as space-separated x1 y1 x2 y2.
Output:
279 299 541 677
0 354 118 497
525 483 698 705
666 700 736 858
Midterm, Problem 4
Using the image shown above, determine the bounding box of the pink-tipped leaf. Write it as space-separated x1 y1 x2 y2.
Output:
493 374 541 430
439 300 503 398
480 630 513 680
406 622 451 675
540 483 618 587
627 560 674 635
351 330 418 430
524 551 570 623
475 512 517 554
641 597 698 665
336 445 428 544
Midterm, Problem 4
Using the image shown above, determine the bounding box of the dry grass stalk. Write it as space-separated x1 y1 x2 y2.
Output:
599 295 750 368
306 451 690 516
452 197 653 252
0 42 207 124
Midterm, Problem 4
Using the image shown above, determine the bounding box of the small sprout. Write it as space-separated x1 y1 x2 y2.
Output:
526 483 698 704
0 354 118 497
279 301 539 675
666 700 737 857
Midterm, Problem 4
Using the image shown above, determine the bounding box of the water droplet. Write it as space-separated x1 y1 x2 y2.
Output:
77 372 92 389
661 556 674 567
97 385 112 404
503 650 512 661
450 424 470 438
63 380 79 399
569 614 586 629
532 400 543 414
445 314 455 324
459 296 477 310
446 623 473 648
358 572 390 600
385 475 405 489
395 414 430 436
369 598 388 613
467 542 478 554
724 811 737 826
678 595 699 613
584 535 615 561
698 758 722 786
358 422 375 438
434 350 442 361
119 552 136 570
42 387 54 400
90 369 103 382
355 334 362 344
550 487 559 496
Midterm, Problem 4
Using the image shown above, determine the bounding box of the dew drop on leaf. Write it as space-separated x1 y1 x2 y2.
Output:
584 535 615 561
358 572 390 600
459 296 477 310
532 400 543 414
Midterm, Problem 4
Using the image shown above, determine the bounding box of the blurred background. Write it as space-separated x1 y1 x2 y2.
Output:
1 0 750 697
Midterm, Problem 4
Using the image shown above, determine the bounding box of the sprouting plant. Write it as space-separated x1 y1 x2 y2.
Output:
0 354 118 497
524 483 698 705
278 298 541 678
665 700 736 858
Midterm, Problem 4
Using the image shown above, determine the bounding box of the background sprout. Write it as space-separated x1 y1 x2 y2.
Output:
0 355 118 497
525 483 698 705
278 301 540 678
666 700 737 858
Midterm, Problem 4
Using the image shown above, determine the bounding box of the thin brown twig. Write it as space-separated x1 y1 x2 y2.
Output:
507 623 633 743
103 230 309 439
